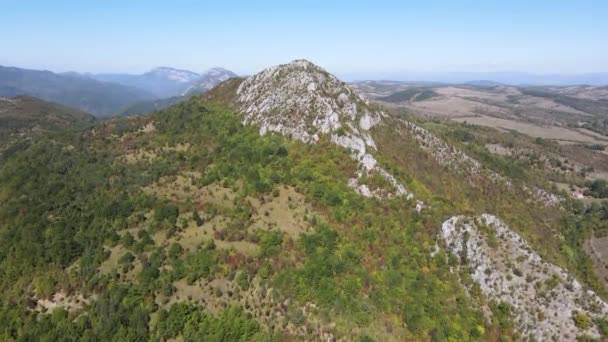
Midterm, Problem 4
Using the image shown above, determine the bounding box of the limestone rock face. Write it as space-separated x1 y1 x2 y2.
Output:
234 59 411 199
441 214 608 341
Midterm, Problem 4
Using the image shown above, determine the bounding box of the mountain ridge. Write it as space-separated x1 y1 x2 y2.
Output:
91 66 237 99
206 59 607 339
0 65 156 116
0 95 95 153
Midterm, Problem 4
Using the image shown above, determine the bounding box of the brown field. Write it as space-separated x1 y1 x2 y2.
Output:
352 81 608 147
453 115 608 145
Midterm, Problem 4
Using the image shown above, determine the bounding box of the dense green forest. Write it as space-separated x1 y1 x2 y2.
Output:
0 97 606 340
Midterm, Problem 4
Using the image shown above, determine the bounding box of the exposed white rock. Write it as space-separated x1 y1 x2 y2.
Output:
359 110 381 131
348 178 373 198
523 185 564 207
235 59 414 201
0 97 17 105
415 200 426 212
441 214 608 341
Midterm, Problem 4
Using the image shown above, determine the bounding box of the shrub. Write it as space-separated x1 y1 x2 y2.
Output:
573 311 592 329
236 271 250 291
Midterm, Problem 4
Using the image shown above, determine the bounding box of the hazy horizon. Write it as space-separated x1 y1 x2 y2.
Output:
2 1 608 81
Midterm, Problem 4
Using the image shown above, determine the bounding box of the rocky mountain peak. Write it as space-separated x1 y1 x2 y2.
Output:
236 59 379 143
234 59 413 200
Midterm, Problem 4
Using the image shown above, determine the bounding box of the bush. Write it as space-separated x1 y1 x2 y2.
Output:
193 211 205 226
236 271 249 291
168 243 183 259
155 203 180 225
573 311 592 329
258 231 283 258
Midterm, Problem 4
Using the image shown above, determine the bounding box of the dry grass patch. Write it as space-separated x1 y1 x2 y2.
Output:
33 291 94 314
144 174 316 240
119 143 191 165
98 244 142 281
155 276 334 340
154 214 259 256
249 186 312 239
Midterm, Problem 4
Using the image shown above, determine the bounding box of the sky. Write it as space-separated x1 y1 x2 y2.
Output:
2 0 608 78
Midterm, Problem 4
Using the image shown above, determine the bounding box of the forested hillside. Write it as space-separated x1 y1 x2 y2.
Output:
0 96 95 153
0 61 607 341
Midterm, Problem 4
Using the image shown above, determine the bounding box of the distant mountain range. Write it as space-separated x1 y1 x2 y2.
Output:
116 67 237 116
90 67 200 98
0 65 237 117
182 67 237 96
341 71 608 86
4 62 606 119
0 66 155 117
86 66 236 98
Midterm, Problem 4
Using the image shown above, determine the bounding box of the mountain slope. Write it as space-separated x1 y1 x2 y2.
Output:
442 214 608 340
206 59 608 339
118 96 185 117
0 65 156 116
0 96 94 151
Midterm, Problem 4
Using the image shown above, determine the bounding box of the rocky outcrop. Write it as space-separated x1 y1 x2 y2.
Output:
441 214 608 340
234 59 413 200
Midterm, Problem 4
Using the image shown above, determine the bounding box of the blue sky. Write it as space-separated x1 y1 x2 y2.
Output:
2 0 607 77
